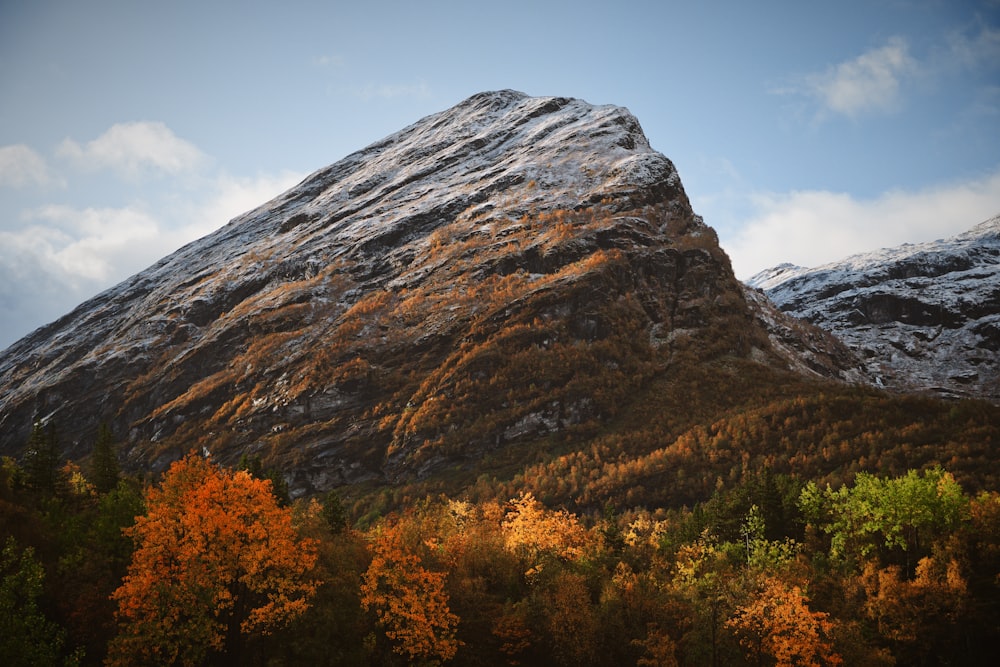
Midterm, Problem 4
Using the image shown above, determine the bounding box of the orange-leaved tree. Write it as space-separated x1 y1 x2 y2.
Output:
726 574 841 667
360 514 461 664
107 452 318 666
859 556 968 662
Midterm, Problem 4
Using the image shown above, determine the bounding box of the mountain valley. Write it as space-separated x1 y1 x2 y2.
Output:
3 91 1000 666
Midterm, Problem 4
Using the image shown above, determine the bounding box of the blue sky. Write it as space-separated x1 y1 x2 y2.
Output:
1 0 999 350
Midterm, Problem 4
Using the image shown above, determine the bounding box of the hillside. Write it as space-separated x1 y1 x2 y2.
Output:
0 91 865 498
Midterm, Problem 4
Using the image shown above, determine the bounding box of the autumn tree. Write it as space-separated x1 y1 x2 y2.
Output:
958 491 1000 661
633 624 680 667
726 575 841 667
491 601 534 665
501 492 593 578
859 556 969 663
541 570 600 666
107 452 318 666
360 514 461 664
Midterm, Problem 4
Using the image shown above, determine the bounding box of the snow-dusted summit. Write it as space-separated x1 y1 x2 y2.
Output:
747 215 1000 402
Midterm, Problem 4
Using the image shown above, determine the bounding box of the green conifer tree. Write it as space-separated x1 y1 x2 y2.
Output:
237 453 290 507
90 423 120 494
22 422 60 497
321 489 349 533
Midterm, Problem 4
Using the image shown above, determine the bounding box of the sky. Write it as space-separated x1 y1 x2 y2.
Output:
1 0 999 350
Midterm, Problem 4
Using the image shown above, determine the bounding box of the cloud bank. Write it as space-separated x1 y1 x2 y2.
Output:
723 169 1000 278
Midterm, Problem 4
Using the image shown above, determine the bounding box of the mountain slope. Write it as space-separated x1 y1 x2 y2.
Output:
748 215 1000 402
0 91 862 494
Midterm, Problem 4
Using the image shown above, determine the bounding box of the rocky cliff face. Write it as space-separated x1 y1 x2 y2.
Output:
0 91 862 493
748 215 1000 402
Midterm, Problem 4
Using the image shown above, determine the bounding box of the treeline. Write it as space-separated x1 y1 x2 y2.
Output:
3 425 999 665
492 388 1000 511
356 378 1000 525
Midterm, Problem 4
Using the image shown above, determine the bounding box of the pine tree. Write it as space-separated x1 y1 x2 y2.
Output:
321 489 349 534
22 422 60 497
0 537 78 666
90 423 120 494
237 453 290 506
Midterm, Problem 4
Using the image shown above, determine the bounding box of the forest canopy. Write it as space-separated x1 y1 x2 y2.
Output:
2 434 998 665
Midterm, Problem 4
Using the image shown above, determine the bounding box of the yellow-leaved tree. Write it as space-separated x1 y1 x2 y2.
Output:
107 452 318 666
501 492 592 578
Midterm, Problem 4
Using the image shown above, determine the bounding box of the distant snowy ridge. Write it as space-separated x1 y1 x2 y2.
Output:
748 214 1000 401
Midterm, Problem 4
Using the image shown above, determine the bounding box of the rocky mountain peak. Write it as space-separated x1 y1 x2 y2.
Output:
0 92 863 492
748 214 1000 402
256 89 677 230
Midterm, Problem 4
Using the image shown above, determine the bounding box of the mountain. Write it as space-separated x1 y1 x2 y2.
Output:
0 90 864 496
747 215 1000 402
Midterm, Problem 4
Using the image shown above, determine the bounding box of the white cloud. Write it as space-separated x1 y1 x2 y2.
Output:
724 169 1000 279
16 171 303 285
186 171 305 235
12 205 160 283
0 205 162 350
154 170 306 260
57 121 205 177
804 37 916 118
0 144 56 188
